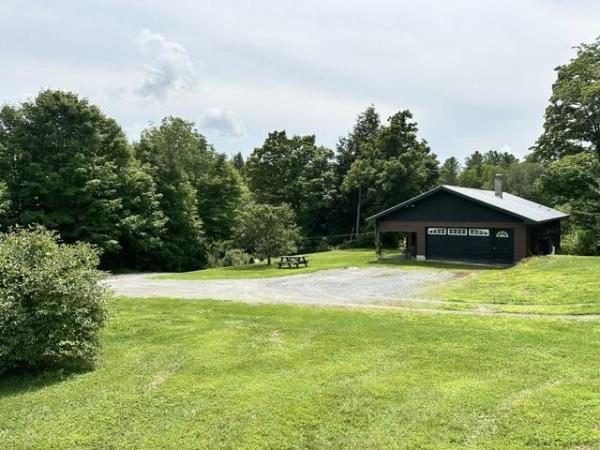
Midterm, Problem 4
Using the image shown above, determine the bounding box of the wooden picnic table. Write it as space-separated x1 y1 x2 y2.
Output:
277 255 309 269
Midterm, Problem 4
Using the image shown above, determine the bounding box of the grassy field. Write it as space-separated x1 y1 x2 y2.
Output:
2 297 600 449
160 249 489 280
429 256 600 312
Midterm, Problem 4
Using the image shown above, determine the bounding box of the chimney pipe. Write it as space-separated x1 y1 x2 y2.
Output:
495 174 503 198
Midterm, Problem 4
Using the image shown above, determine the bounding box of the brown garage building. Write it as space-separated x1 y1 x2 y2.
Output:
366 176 569 265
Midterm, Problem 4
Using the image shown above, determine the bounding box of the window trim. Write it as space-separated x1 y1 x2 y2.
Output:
447 228 467 236
469 228 490 237
427 227 447 235
496 231 509 238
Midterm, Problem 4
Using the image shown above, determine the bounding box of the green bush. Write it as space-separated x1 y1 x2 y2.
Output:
222 248 254 267
561 227 599 255
314 238 332 253
0 228 110 374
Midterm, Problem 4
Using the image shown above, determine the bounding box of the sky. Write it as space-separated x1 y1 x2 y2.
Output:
1 1 599 161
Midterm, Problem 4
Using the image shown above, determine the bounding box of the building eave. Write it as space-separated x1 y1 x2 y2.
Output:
365 185 570 225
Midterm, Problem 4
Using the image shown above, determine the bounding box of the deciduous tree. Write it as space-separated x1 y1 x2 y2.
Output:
0 90 165 267
0 182 9 226
537 152 600 254
245 131 336 239
136 117 206 270
237 203 301 265
533 37 600 161
136 117 245 268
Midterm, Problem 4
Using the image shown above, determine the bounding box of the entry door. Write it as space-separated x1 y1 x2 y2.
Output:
492 229 513 264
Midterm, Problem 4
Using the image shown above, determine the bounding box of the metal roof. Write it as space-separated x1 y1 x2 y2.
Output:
366 185 569 224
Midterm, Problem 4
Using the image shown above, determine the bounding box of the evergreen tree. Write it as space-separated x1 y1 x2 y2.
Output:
342 110 439 217
335 105 380 179
482 150 518 167
334 106 381 234
458 151 484 187
439 157 461 185
232 151 245 175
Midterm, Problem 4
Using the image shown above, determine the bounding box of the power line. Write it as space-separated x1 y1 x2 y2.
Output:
300 231 376 241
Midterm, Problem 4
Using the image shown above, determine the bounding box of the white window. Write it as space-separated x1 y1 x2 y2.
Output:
448 228 467 236
496 231 509 238
427 227 447 235
469 228 490 237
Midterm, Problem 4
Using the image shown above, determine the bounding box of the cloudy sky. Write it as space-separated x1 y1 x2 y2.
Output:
1 1 599 161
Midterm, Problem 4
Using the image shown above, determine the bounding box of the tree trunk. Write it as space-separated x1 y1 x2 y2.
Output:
355 185 362 238
267 255 271 265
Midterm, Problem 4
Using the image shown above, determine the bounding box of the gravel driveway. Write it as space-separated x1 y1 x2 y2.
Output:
106 267 456 306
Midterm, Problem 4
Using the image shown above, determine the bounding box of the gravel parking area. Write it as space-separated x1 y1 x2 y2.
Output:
106 267 456 306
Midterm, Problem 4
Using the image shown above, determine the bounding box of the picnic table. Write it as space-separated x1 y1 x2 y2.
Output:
277 255 309 269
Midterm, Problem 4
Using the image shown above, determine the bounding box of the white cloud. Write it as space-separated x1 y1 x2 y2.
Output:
2 1 600 157
134 29 198 101
199 107 246 138
499 145 524 160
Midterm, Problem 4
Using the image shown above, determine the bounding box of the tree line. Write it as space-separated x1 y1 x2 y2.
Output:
0 37 598 269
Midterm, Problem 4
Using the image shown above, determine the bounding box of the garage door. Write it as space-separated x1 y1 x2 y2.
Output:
426 227 513 264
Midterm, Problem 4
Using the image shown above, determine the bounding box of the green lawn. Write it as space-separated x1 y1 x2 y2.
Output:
429 256 600 310
159 249 488 280
2 297 600 449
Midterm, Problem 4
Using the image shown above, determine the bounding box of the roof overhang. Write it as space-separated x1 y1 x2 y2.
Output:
365 185 569 225
365 186 443 222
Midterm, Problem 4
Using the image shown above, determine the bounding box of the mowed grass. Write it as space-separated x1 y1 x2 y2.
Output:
2 298 600 449
429 256 600 307
160 249 489 280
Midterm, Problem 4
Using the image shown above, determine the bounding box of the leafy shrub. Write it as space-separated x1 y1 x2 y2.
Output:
314 238 332 253
206 241 227 268
206 241 254 267
222 248 254 267
561 227 599 256
0 227 110 374
207 252 222 268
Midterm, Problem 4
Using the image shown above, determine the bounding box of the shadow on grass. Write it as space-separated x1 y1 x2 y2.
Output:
216 263 273 272
0 360 93 398
369 255 508 271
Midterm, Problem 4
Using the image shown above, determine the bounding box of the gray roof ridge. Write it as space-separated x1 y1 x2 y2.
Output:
366 184 569 223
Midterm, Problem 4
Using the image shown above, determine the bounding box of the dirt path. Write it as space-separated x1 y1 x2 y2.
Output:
106 267 455 305
106 267 600 320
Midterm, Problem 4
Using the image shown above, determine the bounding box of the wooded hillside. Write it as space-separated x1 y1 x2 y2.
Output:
1 38 598 269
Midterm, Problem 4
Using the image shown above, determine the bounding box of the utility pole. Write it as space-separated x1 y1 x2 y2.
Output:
355 185 361 238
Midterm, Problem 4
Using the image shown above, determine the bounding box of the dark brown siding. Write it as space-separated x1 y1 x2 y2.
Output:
378 220 527 262
383 190 520 222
